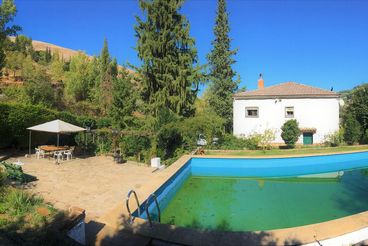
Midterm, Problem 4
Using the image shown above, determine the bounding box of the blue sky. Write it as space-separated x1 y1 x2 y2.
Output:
15 0 368 93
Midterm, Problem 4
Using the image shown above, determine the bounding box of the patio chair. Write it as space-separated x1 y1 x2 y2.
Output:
54 151 64 162
64 146 75 160
13 159 24 166
64 147 74 160
35 148 45 159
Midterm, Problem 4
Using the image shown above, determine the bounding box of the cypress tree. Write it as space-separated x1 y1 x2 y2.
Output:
135 0 200 117
100 38 111 74
206 0 239 132
44 47 52 63
96 38 117 114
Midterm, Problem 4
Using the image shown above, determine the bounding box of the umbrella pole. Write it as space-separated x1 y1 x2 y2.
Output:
29 131 32 155
84 131 86 156
57 133 59 147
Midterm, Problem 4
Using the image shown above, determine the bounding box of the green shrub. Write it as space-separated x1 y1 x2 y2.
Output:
281 120 301 148
178 112 225 149
143 111 225 165
244 135 260 150
0 162 26 183
344 113 361 145
363 129 368 144
215 133 265 150
217 134 248 150
324 129 344 147
96 117 112 128
120 135 151 161
157 123 183 160
162 147 186 166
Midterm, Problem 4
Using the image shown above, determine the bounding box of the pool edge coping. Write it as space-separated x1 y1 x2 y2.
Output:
197 149 368 159
129 211 368 246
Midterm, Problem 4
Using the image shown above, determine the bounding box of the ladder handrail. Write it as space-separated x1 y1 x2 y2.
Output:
126 189 141 223
145 193 161 227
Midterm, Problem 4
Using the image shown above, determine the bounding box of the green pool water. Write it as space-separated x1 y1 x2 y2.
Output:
161 168 368 231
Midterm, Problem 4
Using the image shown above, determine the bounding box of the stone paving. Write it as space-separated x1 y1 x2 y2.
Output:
8 155 156 221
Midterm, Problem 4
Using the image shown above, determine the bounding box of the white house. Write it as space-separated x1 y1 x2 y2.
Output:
233 75 340 144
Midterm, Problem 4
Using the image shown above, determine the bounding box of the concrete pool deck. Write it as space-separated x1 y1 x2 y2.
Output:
6 150 368 245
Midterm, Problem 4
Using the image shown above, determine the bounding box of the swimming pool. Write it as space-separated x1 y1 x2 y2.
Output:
134 151 368 231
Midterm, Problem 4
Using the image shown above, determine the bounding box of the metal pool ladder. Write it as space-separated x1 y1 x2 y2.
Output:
126 190 161 227
126 189 141 224
145 193 161 227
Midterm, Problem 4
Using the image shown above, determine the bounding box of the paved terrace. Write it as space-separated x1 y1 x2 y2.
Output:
7 155 159 245
8 156 156 221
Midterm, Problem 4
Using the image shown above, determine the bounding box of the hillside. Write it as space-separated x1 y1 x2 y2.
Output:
7 36 134 72
29 39 81 60
1 38 136 86
8 36 79 60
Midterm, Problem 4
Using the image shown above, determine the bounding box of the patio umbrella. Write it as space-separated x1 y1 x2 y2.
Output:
27 119 86 155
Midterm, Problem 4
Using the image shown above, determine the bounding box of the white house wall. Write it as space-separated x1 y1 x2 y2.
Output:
233 98 340 144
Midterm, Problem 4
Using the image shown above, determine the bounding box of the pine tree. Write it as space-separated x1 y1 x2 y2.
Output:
206 0 239 132
135 0 201 117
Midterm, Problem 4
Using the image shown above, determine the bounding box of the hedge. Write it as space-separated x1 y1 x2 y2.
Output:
0 102 96 149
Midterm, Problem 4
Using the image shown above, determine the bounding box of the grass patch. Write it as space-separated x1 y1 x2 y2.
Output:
0 187 78 245
205 145 368 156
0 187 53 229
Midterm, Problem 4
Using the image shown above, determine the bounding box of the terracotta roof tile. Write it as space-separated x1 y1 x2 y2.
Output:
234 82 339 98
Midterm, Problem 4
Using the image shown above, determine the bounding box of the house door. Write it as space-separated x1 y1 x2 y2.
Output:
303 133 313 145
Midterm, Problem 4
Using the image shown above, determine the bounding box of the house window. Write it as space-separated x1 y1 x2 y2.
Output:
246 107 259 118
285 107 294 118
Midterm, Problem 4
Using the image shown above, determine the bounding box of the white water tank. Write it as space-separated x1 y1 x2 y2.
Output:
151 157 161 168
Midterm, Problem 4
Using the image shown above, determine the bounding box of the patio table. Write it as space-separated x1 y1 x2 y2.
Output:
39 146 69 153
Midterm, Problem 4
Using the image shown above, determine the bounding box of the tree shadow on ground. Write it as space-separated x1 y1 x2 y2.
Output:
85 220 106 245
0 210 81 246
99 214 303 246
